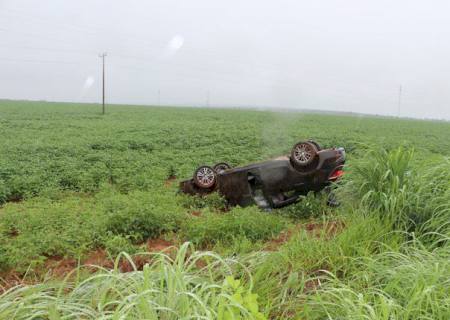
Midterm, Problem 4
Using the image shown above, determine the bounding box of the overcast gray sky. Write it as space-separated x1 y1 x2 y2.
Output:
1 0 450 119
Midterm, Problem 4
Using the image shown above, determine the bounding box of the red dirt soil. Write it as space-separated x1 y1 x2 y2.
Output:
0 237 177 292
265 227 299 251
83 238 176 273
45 256 78 278
83 249 114 270
0 273 30 293
191 210 202 217
164 176 177 187
147 238 175 251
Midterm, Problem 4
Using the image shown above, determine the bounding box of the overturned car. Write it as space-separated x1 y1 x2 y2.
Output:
180 141 345 209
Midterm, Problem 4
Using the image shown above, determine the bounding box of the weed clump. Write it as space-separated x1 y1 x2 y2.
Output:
346 146 450 238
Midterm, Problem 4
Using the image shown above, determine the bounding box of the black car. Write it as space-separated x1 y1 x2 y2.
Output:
180 141 345 209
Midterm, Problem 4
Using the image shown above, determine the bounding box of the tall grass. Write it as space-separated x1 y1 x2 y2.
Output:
0 243 266 319
347 146 450 239
246 212 405 317
296 146 450 319
301 237 450 319
355 146 414 216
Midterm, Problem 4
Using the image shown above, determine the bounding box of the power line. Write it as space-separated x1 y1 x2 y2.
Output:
0 55 403 101
0 44 97 56
0 57 84 65
0 11 289 73
0 10 168 53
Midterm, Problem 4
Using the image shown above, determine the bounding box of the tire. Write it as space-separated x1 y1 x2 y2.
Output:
308 140 321 151
213 162 231 173
193 166 217 189
326 190 340 207
290 141 318 167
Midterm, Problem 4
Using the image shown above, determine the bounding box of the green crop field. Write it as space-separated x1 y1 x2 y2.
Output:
0 100 449 319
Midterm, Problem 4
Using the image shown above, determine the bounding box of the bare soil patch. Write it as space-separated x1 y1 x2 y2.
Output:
164 176 177 187
191 210 202 217
0 237 178 292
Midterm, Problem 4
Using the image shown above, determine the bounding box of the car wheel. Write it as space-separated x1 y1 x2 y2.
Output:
213 162 231 173
193 166 217 189
308 140 321 151
326 190 340 207
290 141 318 167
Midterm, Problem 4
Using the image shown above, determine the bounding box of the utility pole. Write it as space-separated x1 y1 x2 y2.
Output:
99 52 107 115
397 85 402 117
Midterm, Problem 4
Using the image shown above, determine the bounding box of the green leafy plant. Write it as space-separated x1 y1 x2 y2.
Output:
181 206 287 248
278 191 331 219
218 276 266 320
0 180 8 205
178 192 228 211
104 234 138 257
104 191 186 242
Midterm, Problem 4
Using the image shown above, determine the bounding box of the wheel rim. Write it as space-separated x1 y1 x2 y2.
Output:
293 143 315 164
196 167 216 187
